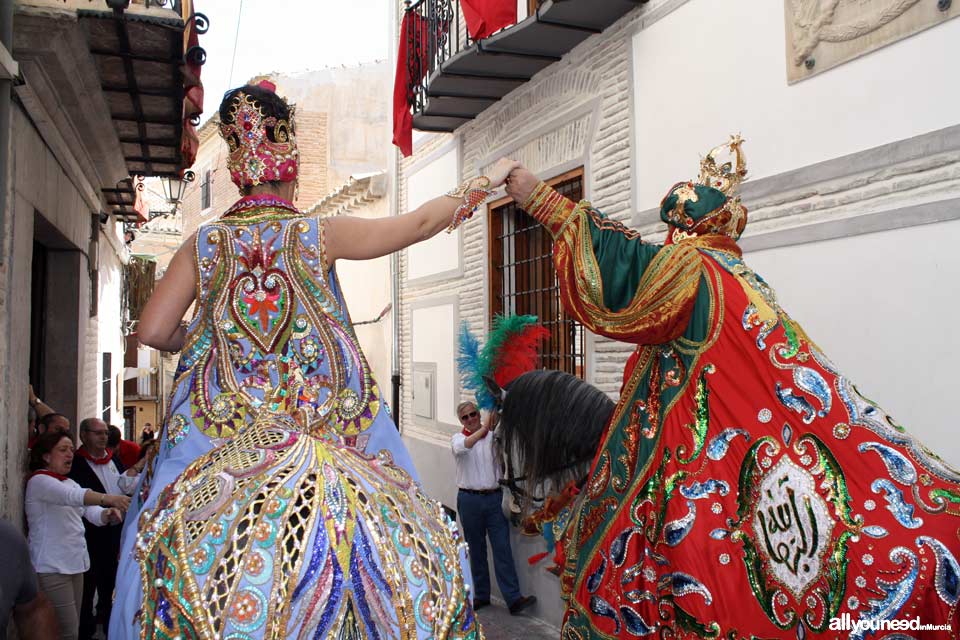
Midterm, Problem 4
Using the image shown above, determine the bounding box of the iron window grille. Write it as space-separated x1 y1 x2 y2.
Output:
489 170 585 379
403 0 538 119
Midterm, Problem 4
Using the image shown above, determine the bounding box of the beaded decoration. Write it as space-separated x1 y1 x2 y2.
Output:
218 82 299 194
445 176 492 233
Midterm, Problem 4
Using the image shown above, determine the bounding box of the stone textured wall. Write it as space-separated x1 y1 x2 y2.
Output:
0 105 126 520
397 0 661 437
181 62 389 237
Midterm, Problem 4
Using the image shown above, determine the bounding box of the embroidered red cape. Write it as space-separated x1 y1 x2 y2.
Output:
524 183 960 639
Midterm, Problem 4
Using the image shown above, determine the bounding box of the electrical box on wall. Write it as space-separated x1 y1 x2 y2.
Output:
412 362 436 421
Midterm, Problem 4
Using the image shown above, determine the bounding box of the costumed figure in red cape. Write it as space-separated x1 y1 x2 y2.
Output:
482 137 960 638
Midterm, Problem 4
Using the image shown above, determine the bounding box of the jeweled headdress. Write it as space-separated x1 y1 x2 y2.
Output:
660 135 749 240
218 81 299 194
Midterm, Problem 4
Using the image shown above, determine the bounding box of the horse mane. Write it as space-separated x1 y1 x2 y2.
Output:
498 369 615 513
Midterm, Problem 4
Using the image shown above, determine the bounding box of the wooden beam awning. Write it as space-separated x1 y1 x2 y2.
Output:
78 0 206 219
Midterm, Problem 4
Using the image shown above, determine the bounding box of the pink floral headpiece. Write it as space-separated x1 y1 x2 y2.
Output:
218 81 299 193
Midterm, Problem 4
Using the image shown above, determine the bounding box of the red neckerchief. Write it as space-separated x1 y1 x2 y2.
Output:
462 427 488 438
76 447 114 465
30 469 68 481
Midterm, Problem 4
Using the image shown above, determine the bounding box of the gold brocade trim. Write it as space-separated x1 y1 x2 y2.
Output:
565 260 728 609
138 417 478 639
521 181 576 236
556 201 703 342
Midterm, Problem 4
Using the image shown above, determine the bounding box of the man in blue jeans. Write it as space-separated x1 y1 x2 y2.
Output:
452 401 536 615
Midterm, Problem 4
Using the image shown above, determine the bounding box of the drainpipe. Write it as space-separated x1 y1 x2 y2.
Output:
0 0 14 267
388 0 401 431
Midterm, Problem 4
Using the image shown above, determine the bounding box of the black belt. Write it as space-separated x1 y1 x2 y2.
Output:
458 487 501 495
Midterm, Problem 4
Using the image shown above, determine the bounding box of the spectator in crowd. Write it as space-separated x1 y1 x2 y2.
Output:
107 425 140 470
0 519 59 639
25 432 128 640
139 422 154 444
69 418 140 640
28 386 68 448
137 437 159 463
452 401 536 615
37 414 71 438
28 403 37 441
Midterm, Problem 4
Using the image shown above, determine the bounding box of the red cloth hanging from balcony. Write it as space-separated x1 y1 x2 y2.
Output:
460 0 517 40
392 12 430 157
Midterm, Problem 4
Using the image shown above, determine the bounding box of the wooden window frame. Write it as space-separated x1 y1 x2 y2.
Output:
487 168 586 379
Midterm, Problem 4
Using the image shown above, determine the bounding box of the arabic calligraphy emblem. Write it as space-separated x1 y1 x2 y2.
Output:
752 456 834 597
730 433 858 631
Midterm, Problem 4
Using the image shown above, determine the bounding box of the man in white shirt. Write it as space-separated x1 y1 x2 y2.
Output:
69 418 143 640
451 401 536 616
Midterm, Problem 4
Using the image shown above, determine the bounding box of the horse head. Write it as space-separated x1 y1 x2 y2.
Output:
487 370 615 512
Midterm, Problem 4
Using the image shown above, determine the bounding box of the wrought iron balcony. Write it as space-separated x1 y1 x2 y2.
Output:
405 0 648 132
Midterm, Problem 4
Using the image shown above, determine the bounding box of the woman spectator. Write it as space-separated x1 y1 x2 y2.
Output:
25 432 129 640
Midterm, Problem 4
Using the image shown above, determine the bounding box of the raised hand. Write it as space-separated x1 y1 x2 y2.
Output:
486 158 523 189
505 166 540 205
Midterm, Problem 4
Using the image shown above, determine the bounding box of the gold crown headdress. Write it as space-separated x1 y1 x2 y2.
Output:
698 134 747 195
218 81 300 194
660 135 749 241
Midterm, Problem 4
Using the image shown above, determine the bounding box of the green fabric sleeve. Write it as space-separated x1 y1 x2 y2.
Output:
588 212 662 313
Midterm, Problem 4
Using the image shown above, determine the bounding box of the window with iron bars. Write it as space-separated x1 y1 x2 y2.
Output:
489 169 585 379
201 169 212 210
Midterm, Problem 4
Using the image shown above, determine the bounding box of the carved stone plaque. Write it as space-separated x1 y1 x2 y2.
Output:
784 0 959 83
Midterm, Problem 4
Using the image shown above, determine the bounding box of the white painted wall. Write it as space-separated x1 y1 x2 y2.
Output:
406 147 461 281
98 238 127 426
334 199 394 400
632 0 960 209
411 302 458 429
744 220 960 467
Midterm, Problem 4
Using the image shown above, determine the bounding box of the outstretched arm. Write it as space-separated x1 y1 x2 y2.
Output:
324 158 520 264
137 232 198 351
506 167 700 345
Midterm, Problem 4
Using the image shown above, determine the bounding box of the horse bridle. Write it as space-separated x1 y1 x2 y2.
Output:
497 436 591 505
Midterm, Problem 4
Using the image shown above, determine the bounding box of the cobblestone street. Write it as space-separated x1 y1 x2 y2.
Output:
476 602 558 639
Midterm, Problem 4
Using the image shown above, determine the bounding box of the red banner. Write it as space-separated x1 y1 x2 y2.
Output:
392 13 430 157
460 0 517 40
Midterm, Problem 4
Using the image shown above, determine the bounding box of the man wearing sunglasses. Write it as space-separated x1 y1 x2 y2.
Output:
452 400 536 616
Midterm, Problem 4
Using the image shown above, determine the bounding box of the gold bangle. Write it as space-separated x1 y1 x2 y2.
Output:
445 176 491 199
445 176 493 233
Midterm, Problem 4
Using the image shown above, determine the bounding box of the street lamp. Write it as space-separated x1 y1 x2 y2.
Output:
160 170 196 208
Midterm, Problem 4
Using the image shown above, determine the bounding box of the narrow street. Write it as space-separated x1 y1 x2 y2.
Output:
5 2 960 640
477 603 558 639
